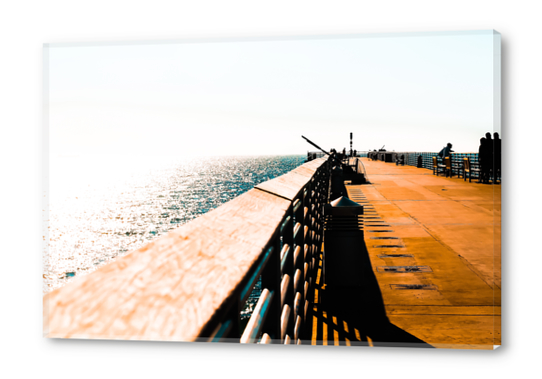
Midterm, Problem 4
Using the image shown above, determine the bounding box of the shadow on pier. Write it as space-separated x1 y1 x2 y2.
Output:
307 231 433 348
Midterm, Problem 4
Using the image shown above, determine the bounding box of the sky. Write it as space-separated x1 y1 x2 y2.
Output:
46 30 500 157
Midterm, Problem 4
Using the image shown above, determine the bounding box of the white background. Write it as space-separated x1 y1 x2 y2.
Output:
0 1 539 378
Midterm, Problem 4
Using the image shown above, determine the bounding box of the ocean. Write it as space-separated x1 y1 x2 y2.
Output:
45 154 306 296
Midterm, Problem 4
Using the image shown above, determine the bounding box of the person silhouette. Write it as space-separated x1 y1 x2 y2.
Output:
485 132 494 182
493 132 501 183
439 143 454 158
478 137 491 183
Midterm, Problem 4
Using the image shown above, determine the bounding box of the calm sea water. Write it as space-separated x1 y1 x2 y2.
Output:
45 154 305 295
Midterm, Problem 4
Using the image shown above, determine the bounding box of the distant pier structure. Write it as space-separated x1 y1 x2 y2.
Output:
44 148 500 349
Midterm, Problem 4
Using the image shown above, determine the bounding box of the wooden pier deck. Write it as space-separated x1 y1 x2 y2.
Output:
309 158 501 349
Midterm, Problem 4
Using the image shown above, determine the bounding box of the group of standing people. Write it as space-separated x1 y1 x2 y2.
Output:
438 133 501 184
478 132 501 184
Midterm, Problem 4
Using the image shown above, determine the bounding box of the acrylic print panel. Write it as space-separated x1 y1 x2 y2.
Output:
43 30 501 349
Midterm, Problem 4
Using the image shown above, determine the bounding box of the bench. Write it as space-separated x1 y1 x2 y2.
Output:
463 157 481 182
432 156 446 176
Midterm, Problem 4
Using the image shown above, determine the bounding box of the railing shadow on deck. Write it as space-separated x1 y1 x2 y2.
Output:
308 229 434 348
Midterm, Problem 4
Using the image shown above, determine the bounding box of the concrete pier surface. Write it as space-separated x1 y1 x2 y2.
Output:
309 158 500 349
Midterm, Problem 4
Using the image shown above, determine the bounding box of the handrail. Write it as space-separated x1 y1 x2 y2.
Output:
366 151 481 177
44 156 331 344
249 156 330 343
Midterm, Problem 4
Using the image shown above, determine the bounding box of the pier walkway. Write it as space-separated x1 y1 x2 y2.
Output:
309 158 501 349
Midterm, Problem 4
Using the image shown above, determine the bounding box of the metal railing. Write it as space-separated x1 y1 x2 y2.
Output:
235 158 331 344
364 151 482 179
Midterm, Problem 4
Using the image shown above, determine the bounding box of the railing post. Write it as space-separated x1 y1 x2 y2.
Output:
308 175 319 340
293 194 305 344
281 207 295 343
261 236 282 342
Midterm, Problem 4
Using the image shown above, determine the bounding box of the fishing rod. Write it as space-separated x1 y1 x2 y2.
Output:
302 135 330 155
301 135 344 167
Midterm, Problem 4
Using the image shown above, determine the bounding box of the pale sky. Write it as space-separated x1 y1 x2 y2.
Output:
46 30 500 157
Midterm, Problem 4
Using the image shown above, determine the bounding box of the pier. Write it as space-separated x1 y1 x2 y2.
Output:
43 153 500 349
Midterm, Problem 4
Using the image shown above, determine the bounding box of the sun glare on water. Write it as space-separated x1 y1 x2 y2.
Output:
45 154 305 294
